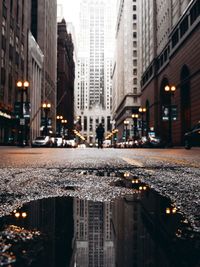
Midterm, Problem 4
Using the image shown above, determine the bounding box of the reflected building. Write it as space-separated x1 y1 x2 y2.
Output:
73 199 115 267
112 193 142 266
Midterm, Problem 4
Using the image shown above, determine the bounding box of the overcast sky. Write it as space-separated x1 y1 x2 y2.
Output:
57 0 81 28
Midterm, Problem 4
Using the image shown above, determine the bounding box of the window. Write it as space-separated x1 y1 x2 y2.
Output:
133 59 137 66
133 68 137 75
133 14 137 20
133 32 137 38
180 16 189 37
190 0 200 24
133 50 137 57
172 29 179 48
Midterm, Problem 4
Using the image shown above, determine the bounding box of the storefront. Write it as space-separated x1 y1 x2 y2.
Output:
0 109 13 145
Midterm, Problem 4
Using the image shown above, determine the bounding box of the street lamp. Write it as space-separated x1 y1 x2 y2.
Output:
131 113 139 140
17 80 29 146
164 85 176 146
56 115 63 135
42 102 51 136
61 119 67 136
124 120 129 142
139 107 146 137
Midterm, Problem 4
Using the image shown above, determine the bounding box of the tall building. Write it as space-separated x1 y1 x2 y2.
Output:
31 0 57 132
140 0 200 145
112 0 140 142
75 0 116 144
0 0 31 144
28 31 44 142
57 19 75 138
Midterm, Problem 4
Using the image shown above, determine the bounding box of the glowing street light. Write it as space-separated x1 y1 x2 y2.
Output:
139 107 146 136
42 102 51 136
164 85 176 146
17 80 29 146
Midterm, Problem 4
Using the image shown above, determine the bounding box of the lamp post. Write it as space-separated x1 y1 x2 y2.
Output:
42 102 51 136
124 120 129 142
56 115 63 135
164 85 176 146
61 119 67 136
131 113 139 140
139 107 146 137
17 80 29 146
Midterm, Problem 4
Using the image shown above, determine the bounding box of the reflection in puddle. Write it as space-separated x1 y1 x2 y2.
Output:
0 174 199 267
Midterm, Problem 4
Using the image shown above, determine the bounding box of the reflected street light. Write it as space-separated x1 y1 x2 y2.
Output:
164 85 176 146
17 80 29 146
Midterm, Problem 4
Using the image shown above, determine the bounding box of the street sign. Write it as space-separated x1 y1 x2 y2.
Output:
14 102 31 118
162 105 177 121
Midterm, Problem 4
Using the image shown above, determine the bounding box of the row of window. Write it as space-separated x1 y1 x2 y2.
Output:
141 0 200 87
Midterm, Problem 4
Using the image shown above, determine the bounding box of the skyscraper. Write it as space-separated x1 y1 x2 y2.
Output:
112 0 140 142
31 0 57 132
75 0 116 144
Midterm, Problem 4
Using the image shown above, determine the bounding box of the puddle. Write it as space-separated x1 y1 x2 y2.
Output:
0 183 199 267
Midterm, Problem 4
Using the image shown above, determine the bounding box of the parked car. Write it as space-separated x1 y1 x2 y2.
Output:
184 121 200 149
31 136 52 147
51 135 63 147
63 139 77 148
140 136 165 148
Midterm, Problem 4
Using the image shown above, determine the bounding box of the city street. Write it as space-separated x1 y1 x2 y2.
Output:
0 146 200 266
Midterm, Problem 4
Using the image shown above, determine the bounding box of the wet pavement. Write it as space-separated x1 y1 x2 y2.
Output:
0 189 199 266
0 147 200 266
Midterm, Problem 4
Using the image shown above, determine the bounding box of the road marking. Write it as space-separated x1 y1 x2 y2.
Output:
121 157 144 167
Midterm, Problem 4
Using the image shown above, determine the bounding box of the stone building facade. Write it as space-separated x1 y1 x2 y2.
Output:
140 0 200 145
0 0 30 144
31 0 57 132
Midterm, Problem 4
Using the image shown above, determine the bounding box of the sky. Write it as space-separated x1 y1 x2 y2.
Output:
57 0 81 29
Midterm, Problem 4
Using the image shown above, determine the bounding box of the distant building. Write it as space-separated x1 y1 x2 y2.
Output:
75 0 115 144
31 0 57 132
57 19 75 138
0 0 30 144
139 0 200 145
112 0 140 142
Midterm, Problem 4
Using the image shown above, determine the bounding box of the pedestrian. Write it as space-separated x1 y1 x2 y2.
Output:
96 123 105 148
